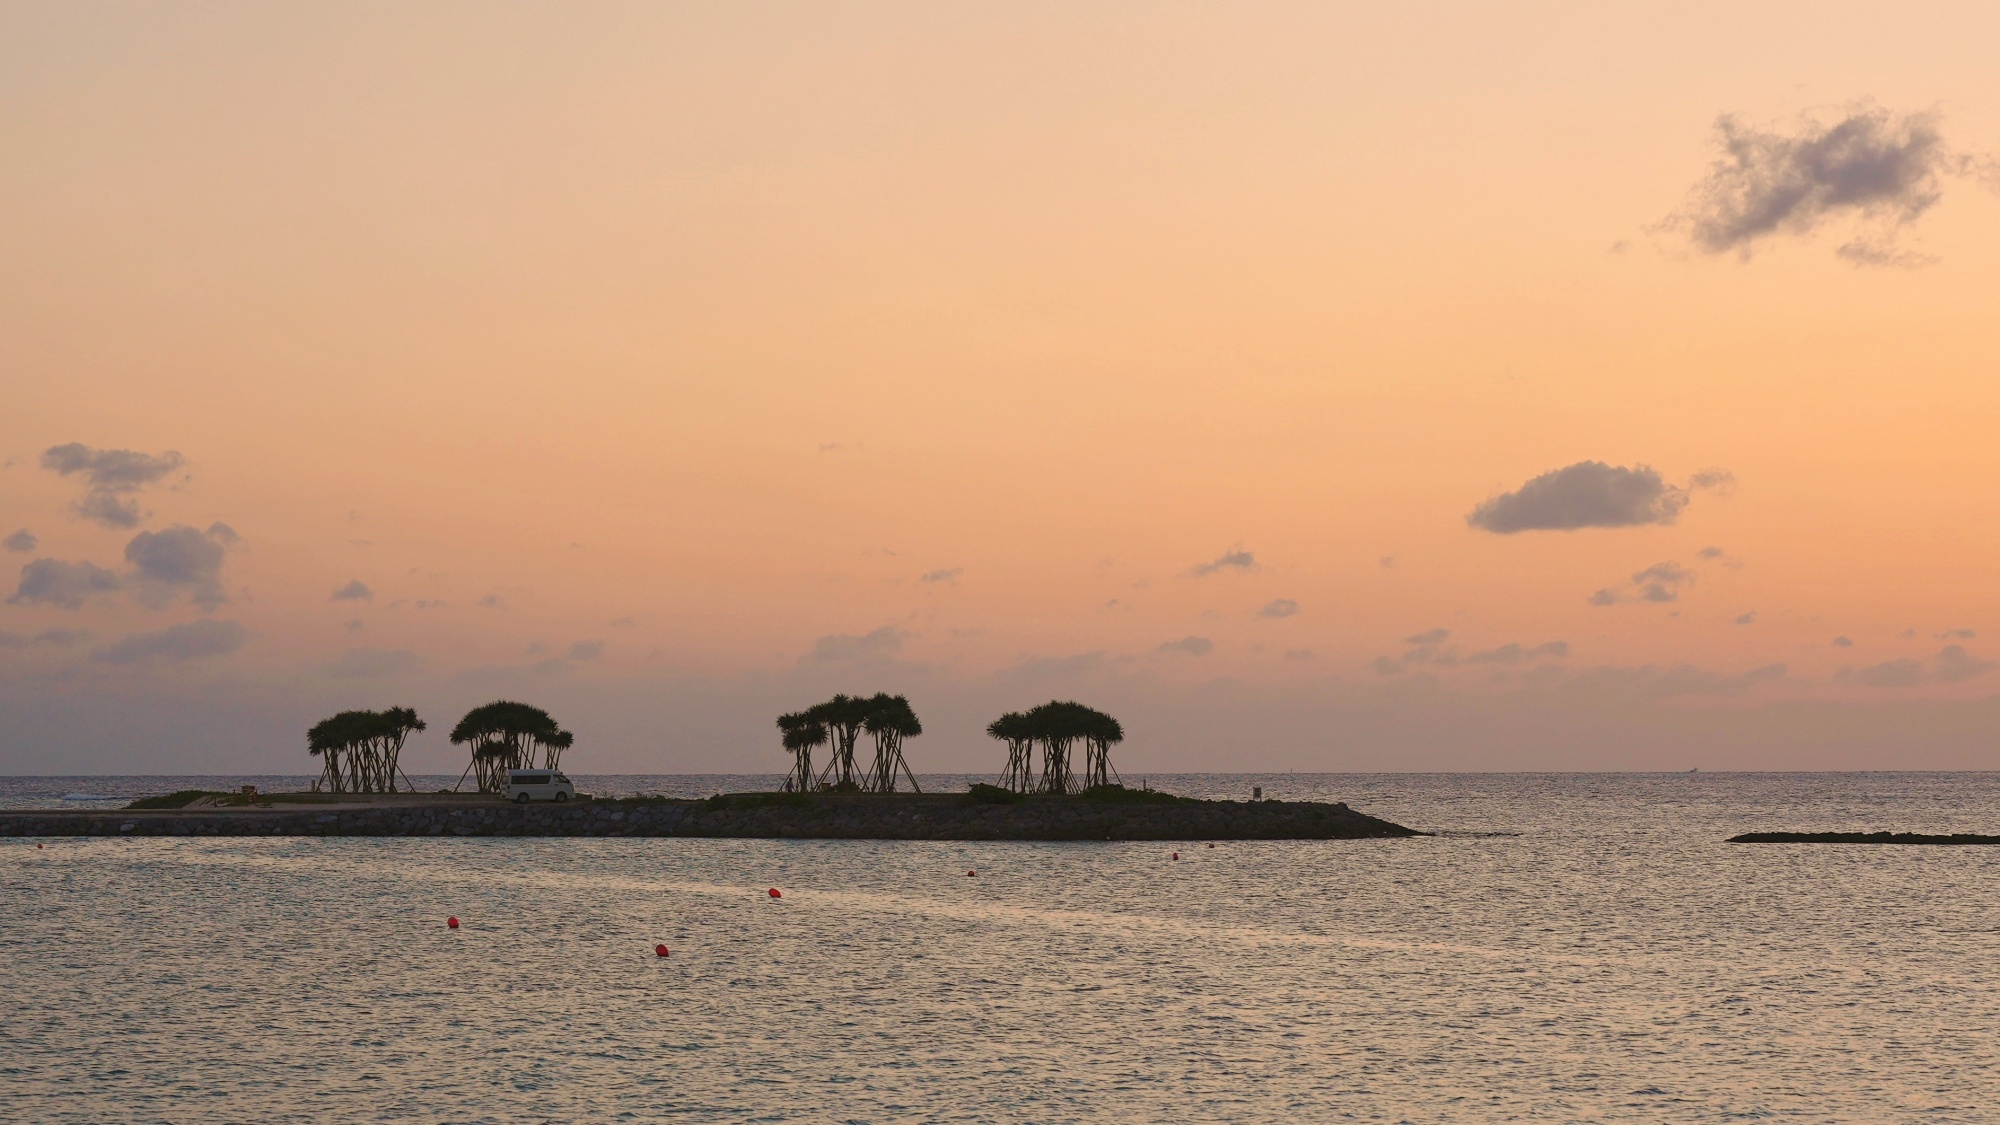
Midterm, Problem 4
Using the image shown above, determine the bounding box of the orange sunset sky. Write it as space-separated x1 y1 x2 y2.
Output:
5 2 2000 774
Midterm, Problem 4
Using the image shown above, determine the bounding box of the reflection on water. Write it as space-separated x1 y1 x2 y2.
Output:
6 773 2000 1122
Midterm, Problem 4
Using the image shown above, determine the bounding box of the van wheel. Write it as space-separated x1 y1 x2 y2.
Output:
554 792 569 803
514 793 530 804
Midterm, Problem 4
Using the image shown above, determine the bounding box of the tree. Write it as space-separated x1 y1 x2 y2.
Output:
807 694 871 790
986 711 1035 793
450 701 573 793
985 701 1123 795
776 710 827 792
308 706 426 793
861 693 923 792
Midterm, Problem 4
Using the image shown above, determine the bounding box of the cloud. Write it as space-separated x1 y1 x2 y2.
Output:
0 627 89 649
1465 641 1569 665
919 568 963 585
124 525 230 610
1284 649 1315 661
1468 462 1695 533
1937 629 1976 640
331 580 373 602
480 594 506 609
90 619 246 665
1670 105 1973 263
326 647 422 678
1405 628 1450 646
569 640 604 660
204 522 241 545
1734 612 1757 625
1696 546 1725 560
3 529 35 553
1593 561 1695 606
1688 469 1737 493
1259 598 1299 618
1190 549 1257 577
1160 636 1215 656
9 559 121 609
1833 636 1853 647
806 626 909 663
40 443 185 527
1848 645 1995 688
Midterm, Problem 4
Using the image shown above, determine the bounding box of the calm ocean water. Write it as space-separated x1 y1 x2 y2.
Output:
6 772 1999 1123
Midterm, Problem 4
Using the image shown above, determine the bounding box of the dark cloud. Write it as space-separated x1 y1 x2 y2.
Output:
919 567 963 585
1405 628 1450 646
3 529 36 553
1260 598 1299 618
331 580 373 602
1190 549 1257 577
1593 561 1695 606
1848 645 1994 688
326 647 422 679
1160 636 1214 656
124 525 229 610
9 559 121 609
806 626 909 663
1465 641 1569 665
0 627 89 649
569 640 604 660
40 443 186 527
1468 462 1694 533
90 619 246 665
1671 105 1972 263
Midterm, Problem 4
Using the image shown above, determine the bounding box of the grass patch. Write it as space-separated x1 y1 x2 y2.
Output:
1076 784 1188 804
962 783 1021 805
124 790 226 810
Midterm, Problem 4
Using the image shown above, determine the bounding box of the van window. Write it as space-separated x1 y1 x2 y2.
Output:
514 775 548 785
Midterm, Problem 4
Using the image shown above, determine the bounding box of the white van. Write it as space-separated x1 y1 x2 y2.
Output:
506 769 576 803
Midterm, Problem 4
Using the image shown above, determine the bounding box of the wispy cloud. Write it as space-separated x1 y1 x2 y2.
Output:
1189 549 1257 577
1259 598 1299 618
1159 635 1214 656
40 443 185 528
1668 104 1981 265
331 579 373 602
90 619 246 665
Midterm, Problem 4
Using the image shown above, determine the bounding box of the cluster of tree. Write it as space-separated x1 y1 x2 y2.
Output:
307 707 427 794
450 700 575 793
986 701 1124 794
775 693 923 792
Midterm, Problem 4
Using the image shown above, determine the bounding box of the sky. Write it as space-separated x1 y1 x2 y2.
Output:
5 1 2000 776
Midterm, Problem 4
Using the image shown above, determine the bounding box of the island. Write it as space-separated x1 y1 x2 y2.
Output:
1728 831 2000 845
0 787 1423 841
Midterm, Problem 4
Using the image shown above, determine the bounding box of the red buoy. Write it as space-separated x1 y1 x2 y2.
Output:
447 916 460 929
768 888 781 898
1207 842 1215 849
36 843 43 849
1172 852 1180 860
655 944 669 957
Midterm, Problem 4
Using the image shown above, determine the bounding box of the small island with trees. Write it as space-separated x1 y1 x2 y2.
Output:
0 693 1424 840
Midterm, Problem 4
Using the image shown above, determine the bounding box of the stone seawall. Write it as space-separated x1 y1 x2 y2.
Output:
0 793 1422 841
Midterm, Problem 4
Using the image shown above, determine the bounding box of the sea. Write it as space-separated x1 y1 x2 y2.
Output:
5 771 1999 1123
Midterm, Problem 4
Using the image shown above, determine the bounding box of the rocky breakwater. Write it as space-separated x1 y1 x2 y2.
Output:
0 790 1424 841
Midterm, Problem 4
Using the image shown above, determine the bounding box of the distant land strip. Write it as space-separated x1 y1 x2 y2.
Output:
1728 831 2000 845
0 792 1424 841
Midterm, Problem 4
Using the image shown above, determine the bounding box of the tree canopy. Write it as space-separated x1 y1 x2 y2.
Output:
777 692 923 792
308 706 426 793
985 700 1123 793
450 700 574 792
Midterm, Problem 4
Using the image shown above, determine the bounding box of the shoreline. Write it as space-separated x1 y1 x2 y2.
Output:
0 791 1422 841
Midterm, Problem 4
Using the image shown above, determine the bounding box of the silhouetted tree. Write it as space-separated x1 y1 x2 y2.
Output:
862 693 923 792
308 706 426 793
986 711 1035 793
777 710 828 792
450 701 573 792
